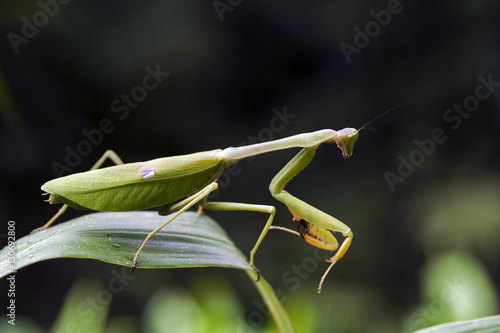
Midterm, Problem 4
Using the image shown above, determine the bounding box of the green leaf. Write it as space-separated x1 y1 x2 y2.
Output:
0 211 252 276
0 211 296 333
412 315 500 333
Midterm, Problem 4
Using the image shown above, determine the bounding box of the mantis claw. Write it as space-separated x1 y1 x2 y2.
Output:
318 260 337 294
131 257 138 273
30 226 47 234
251 264 261 282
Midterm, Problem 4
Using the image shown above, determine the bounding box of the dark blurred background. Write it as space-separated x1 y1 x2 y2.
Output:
1 1 499 332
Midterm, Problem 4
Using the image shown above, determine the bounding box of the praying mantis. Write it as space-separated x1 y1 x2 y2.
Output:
34 106 405 292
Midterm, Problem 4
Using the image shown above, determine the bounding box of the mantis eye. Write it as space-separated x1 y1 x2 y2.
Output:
334 128 359 159
140 166 156 180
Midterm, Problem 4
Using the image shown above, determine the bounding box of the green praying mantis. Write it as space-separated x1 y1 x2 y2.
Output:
34 106 407 293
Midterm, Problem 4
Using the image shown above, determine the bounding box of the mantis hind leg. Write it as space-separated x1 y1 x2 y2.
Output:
269 147 353 293
32 150 124 233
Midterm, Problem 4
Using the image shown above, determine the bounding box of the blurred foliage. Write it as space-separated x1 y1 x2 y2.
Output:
414 315 500 333
0 278 109 333
50 279 110 333
0 275 497 332
416 178 500 262
1 0 499 332
404 252 498 331
422 253 497 324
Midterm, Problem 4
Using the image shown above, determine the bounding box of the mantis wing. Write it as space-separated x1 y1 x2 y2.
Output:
42 150 226 212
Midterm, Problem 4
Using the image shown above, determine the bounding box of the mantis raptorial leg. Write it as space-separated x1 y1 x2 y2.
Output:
269 147 353 293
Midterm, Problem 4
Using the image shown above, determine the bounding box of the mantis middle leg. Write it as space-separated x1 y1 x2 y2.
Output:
200 201 276 277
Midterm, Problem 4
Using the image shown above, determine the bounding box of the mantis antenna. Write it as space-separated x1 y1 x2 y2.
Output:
355 98 420 133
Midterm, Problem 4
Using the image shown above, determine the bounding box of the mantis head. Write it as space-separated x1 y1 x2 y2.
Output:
333 128 359 159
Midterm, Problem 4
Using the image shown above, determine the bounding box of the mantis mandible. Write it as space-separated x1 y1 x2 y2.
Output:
34 107 404 293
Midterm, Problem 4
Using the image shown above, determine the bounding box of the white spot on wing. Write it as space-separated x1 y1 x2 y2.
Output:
140 166 156 180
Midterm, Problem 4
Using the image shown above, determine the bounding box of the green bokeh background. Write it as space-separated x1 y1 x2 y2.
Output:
0 1 499 332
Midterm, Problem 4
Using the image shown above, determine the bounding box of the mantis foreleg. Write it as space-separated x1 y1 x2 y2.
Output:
32 150 124 233
269 147 353 293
